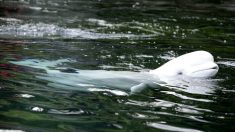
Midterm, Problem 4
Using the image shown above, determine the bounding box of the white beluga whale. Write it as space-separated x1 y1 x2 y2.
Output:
10 51 219 95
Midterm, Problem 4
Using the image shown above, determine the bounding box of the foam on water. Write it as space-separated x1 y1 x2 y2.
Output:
218 60 235 67
0 22 154 39
0 17 23 23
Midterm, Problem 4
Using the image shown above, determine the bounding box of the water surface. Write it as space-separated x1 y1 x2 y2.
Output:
0 0 235 131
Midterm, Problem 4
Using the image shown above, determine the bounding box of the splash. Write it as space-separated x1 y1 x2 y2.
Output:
0 22 154 39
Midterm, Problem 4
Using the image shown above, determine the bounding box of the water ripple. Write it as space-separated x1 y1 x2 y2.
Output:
146 122 203 132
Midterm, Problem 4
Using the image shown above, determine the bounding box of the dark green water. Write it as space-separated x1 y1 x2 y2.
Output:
0 0 235 131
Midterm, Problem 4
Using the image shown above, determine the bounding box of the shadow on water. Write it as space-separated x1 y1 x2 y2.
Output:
0 0 235 131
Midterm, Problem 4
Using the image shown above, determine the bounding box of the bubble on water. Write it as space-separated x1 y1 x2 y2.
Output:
32 107 44 112
18 94 35 98
28 6 42 11
87 18 113 27
112 123 123 129
118 55 126 59
191 29 199 33
135 55 154 58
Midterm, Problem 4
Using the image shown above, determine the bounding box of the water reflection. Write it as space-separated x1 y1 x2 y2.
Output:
157 76 220 95
147 122 203 132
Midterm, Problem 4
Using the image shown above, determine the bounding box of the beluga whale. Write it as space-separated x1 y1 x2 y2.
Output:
10 51 219 95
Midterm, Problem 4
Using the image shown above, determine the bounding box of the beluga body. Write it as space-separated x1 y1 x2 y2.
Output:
10 51 219 95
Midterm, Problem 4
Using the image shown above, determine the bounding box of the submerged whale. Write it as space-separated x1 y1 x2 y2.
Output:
11 51 219 95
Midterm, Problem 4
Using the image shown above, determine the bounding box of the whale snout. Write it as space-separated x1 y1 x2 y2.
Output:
184 62 219 78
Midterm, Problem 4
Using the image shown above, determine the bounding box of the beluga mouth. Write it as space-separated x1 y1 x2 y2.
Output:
191 65 218 73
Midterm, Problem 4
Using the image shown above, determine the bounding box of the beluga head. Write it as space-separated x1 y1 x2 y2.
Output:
150 51 219 78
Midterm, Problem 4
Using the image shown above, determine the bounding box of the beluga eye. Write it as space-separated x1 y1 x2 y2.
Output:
178 72 183 75
212 66 218 69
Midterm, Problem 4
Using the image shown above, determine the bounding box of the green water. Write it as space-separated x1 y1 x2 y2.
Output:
0 0 235 131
